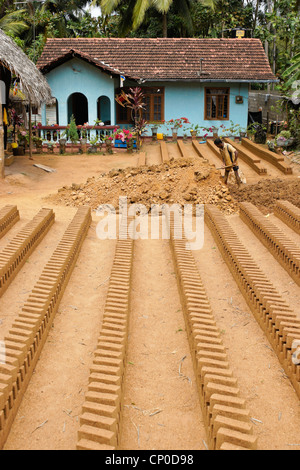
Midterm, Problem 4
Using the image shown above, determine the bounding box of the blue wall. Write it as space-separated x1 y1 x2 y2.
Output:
43 58 249 136
43 58 115 126
143 81 249 137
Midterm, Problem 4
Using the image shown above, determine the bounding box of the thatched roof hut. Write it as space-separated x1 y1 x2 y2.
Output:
0 29 52 176
0 29 52 105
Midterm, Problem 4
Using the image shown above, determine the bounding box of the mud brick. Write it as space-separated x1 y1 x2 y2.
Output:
197 343 226 355
85 391 120 408
216 427 258 450
190 314 216 324
205 383 240 400
212 415 253 439
97 341 125 354
0 364 18 384
77 438 116 450
90 363 122 378
193 324 219 339
94 349 123 361
219 442 248 450
93 357 123 370
101 321 127 334
102 317 128 330
100 329 126 342
89 373 121 387
80 412 117 433
0 372 13 388
212 405 250 423
105 304 129 315
200 367 234 380
209 394 246 411
88 382 121 396
197 350 228 362
195 335 222 345
203 375 238 389
197 358 230 372
98 335 126 348
78 424 116 447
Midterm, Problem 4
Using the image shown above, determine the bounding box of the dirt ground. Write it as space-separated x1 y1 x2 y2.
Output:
1 142 300 450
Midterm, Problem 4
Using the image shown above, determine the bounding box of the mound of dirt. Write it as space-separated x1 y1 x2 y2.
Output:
45 157 239 214
229 177 300 214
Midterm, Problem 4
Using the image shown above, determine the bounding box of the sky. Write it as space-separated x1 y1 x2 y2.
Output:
87 5 102 17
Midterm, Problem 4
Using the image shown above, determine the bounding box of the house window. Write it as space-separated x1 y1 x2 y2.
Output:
116 87 165 124
205 88 230 120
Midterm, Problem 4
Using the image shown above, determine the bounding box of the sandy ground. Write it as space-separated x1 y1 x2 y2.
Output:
1 144 300 450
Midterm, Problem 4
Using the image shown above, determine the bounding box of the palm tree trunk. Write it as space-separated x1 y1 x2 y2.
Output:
162 12 167 37
253 0 259 31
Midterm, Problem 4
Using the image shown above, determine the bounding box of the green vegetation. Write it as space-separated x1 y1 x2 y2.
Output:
0 0 298 143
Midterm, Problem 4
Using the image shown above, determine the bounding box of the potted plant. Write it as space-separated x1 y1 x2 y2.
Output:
67 115 79 153
189 124 200 139
104 135 114 154
33 135 43 153
238 126 247 140
275 131 293 147
88 135 99 153
247 122 267 144
149 122 161 141
166 117 190 141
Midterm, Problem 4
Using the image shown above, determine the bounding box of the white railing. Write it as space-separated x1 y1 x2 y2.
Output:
38 126 119 144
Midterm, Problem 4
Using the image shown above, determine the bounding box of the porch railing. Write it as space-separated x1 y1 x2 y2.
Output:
37 125 119 144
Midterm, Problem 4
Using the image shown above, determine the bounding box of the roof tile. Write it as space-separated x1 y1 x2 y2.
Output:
37 38 276 82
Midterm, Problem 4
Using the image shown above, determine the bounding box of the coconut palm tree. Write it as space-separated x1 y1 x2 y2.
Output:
99 0 215 37
0 9 28 36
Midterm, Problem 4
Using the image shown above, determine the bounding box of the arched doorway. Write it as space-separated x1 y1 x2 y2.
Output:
67 93 88 125
97 96 111 125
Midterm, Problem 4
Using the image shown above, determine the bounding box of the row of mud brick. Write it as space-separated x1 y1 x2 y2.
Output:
0 208 55 297
166 211 258 451
77 217 135 451
0 206 92 449
274 200 300 236
205 205 300 401
0 206 20 240
239 202 300 287
240 138 293 175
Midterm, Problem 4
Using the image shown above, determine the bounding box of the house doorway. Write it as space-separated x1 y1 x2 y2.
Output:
97 96 111 125
67 93 88 125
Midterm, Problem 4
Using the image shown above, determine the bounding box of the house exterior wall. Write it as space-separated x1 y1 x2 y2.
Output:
42 58 249 137
115 81 249 136
141 81 249 136
42 58 116 126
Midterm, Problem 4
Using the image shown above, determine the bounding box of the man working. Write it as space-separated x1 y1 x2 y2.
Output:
214 137 242 187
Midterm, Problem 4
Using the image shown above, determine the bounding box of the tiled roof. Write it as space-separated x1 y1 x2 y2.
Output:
37 38 277 82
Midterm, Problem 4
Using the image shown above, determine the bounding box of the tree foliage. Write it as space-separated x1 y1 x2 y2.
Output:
0 0 298 92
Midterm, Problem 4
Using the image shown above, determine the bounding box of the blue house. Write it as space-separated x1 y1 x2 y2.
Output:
37 38 277 140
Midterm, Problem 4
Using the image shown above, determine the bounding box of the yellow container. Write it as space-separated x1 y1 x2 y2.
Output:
11 143 18 149
157 133 164 140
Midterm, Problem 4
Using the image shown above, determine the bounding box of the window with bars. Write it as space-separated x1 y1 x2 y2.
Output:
116 87 164 124
205 88 230 120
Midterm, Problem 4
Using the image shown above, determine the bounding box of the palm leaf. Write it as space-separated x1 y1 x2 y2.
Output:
100 0 123 14
132 0 152 29
151 0 173 13
0 10 29 36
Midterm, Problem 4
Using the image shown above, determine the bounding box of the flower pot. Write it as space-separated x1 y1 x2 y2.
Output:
151 127 158 141
171 128 178 141
14 146 25 156
190 131 197 140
